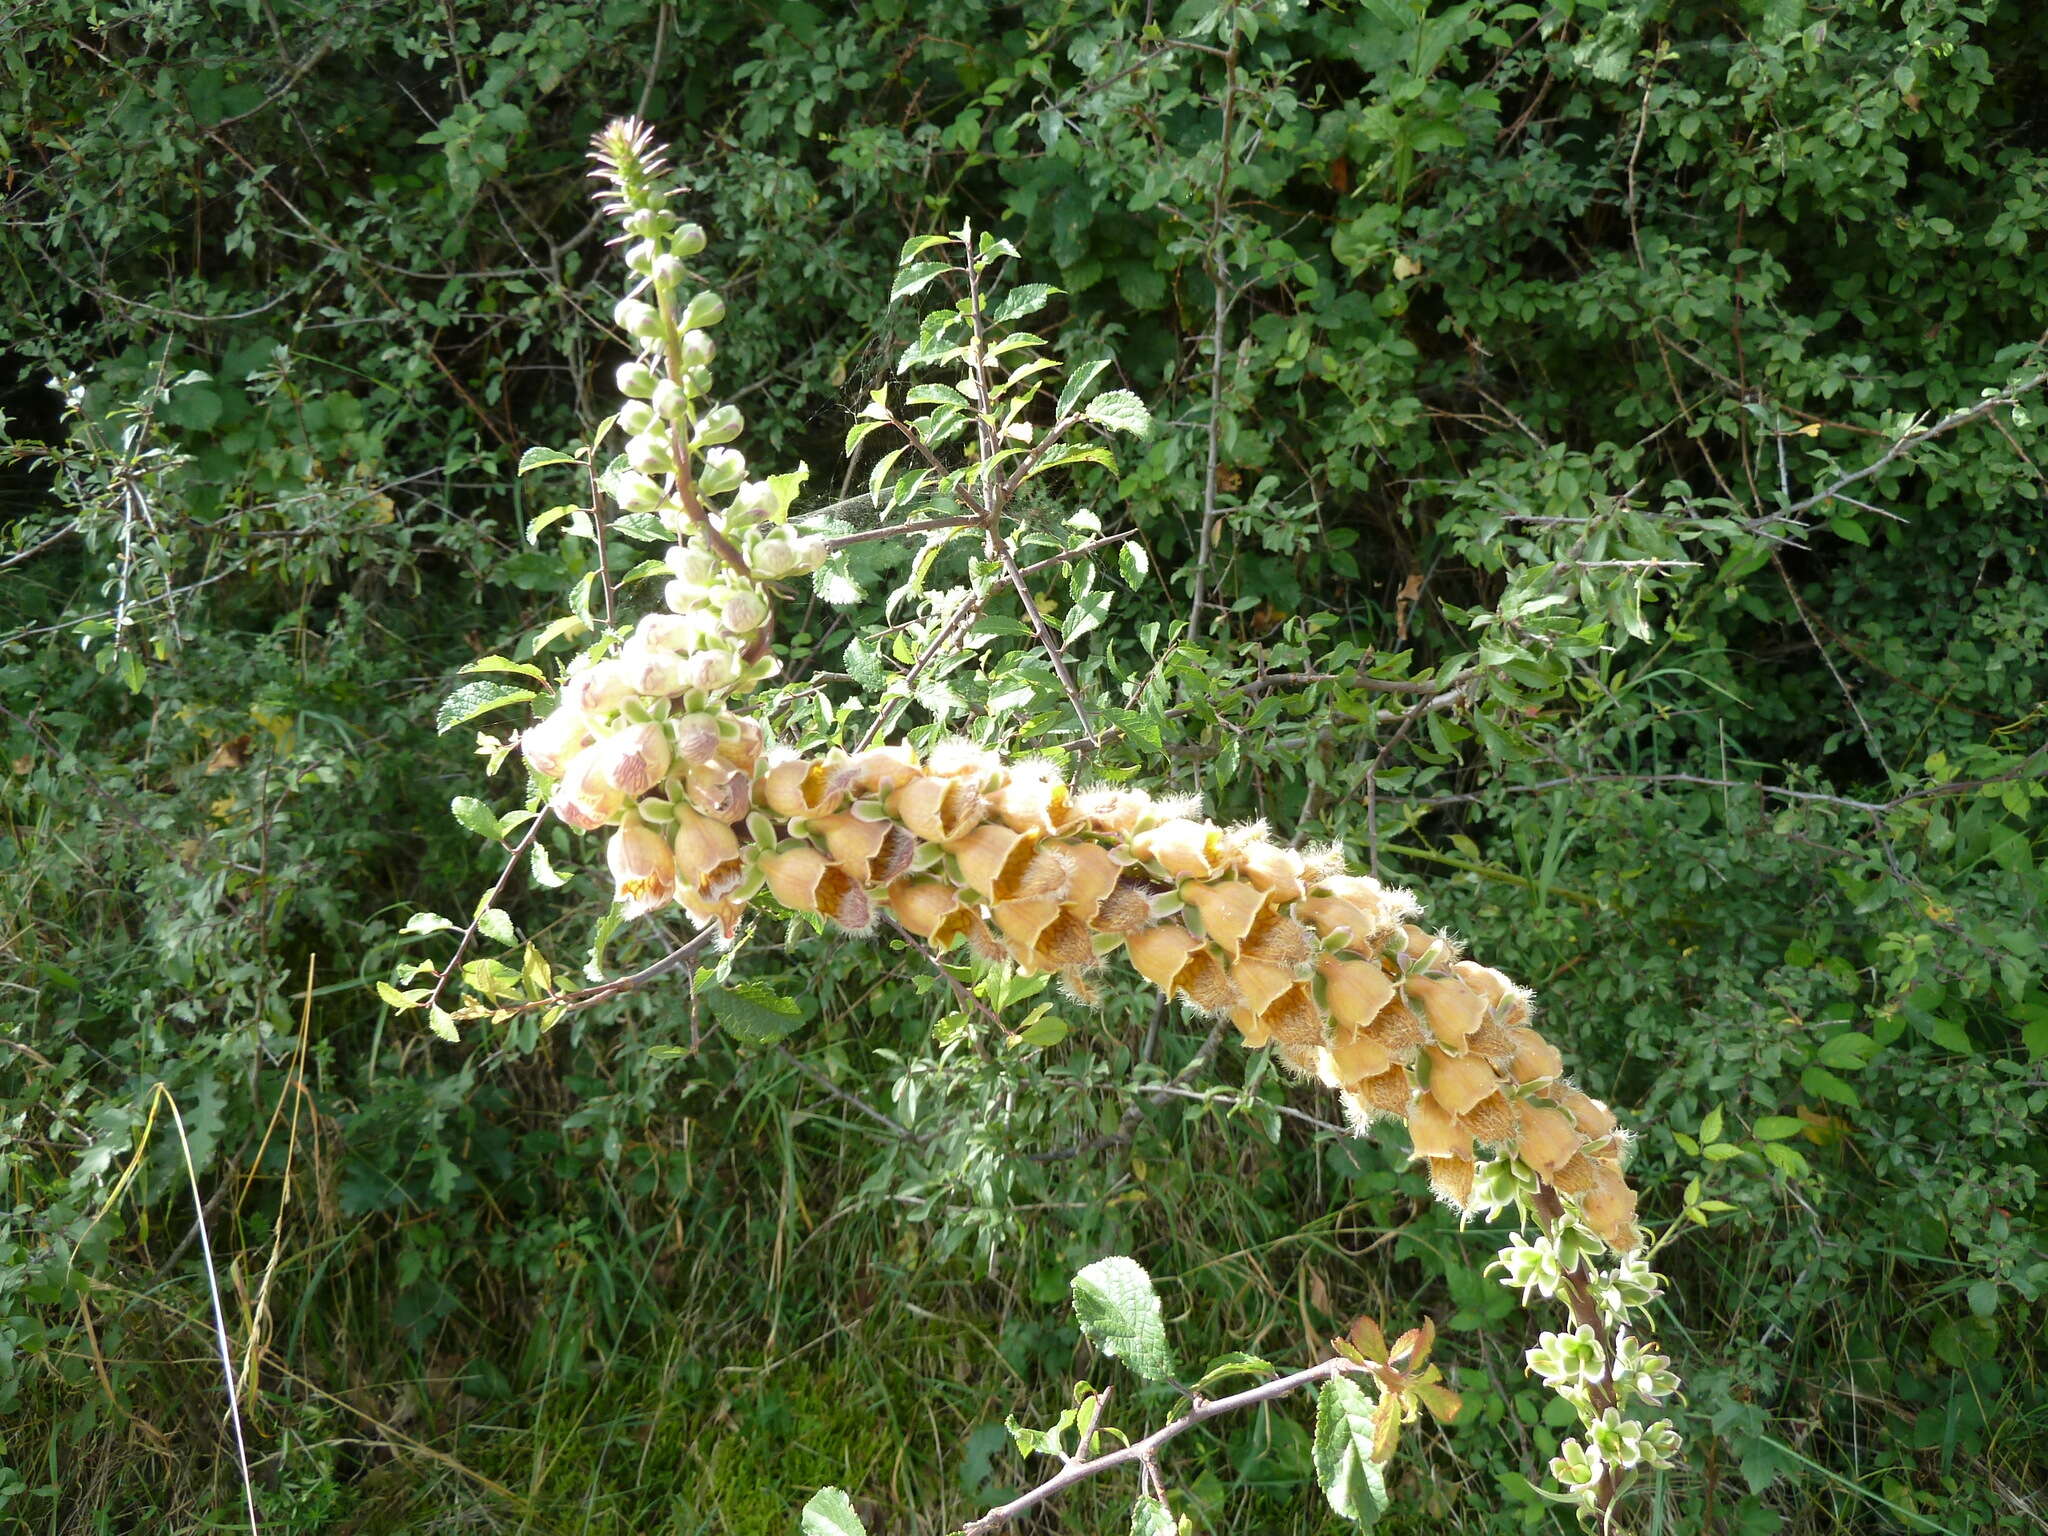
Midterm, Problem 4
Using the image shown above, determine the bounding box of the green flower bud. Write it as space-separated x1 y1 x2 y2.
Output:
650 252 686 289
722 588 770 633
652 378 687 422
666 543 717 586
697 446 745 496
679 329 715 368
671 222 707 257
613 297 658 336
788 534 829 574
727 480 776 521
613 472 663 513
749 531 799 579
624 207 669 240
693 403 743 447
617 399 655 435
626 240 658 276
615 361 658 398
680 290 726 329
626 432 673 475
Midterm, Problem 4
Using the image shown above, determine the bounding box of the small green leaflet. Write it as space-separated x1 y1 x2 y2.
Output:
1129 1497 1175 1536
1083 388 1151 436
476 906 516 946
1313 1376 1390 1527
437 680 536 734
1119 541 1150 587
1071 1257 1178 1383
518 445 580 474
701 977 803 1046
798 1486 867 1536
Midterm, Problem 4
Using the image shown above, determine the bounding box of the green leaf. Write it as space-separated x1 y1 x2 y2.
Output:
1192 1352 1275 1393
1800 1065 1862 1110
1753 1116 1803 1141
518 445 580 474
1760 1140 1811 1177
428 1007 460 1043
1700 1105 1724 1144
1118 541 1150 587
891 261 953 301
1056 358 1112 418
1313 1375 1390 1527
1071 1256 1178 1382
702 978 803 1046
1083 389 1152 436
993 283 1060 324
476 906 516 947
462 655 546 682
437 680 536 734
450 796 504 841
530 840 569 889
403 911 457 936
898 232 953 263
1814 1031 1877 1071
798 1487 867 1536
1129 1497 1175 1536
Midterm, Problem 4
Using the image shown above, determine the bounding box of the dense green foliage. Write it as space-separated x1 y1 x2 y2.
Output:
2 1 2044 1531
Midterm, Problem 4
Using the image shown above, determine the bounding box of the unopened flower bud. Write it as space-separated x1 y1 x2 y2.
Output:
652 378 687 421
693 403 743 447
626 239 658 276
666 543 717 586
623 207 668 240
672 711 721 764
615 361 658 398
608 819 677 918
680 647 741 693
698 446 745 496
722 588 770 633
788 534 828 573
618 399 655 436
680 290 725 329
679 329 715 367
613 297 658 335
650 252 686 289
627 432 673 474
670 222 707 257
613 472 663 513
750 532 799 579
728 479 776 520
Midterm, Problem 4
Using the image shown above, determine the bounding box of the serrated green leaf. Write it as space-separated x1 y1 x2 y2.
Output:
1129 1497 1175 1536
1814 1031 1877 1071
1753 1115 1803 1141
702 978 803 1046
898 232 953 263
1314 1375 1390 1527
428 1007 460 1042
377 982 426 1011
403 911 457 936
891 261 953 301
1700 1106 1724 1144
993 283 1059 324
437 680 536 734
1083 388 1151 435
450 795 504 841
799 1487 866 1536
518 445 580 474
1760 1140 1811 1177
1800 1065 1861 1110
1071 1257 1177 1382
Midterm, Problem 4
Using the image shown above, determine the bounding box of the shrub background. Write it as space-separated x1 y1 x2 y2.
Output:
1 1 2043 1531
